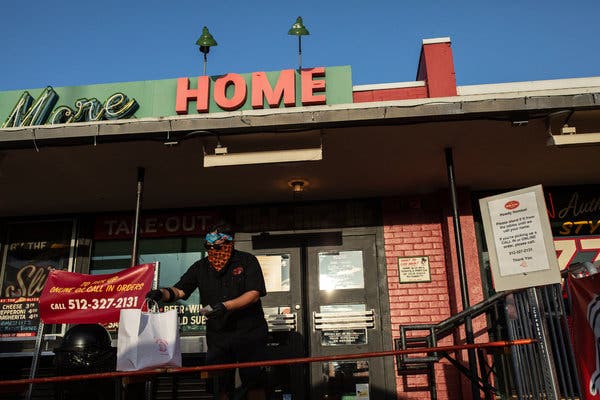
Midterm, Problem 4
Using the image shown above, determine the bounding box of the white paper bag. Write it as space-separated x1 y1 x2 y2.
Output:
116 307 182 371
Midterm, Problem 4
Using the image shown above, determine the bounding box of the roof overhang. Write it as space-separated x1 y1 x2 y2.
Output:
1 87 600 150
1 86 599 218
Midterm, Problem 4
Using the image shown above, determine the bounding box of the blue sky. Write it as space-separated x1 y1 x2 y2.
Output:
0 0 598 91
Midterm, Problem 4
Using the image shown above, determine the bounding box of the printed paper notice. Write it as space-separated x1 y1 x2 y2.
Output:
489 191 550 276
356 383 369 399
398 257 430 283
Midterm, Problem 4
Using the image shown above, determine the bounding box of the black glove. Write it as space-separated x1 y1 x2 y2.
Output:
205 302 227 319
145 289 163 302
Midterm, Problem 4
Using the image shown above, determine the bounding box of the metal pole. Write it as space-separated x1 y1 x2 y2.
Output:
131 167 145 267
529 288 560 399
0 340 536 390
298 36 302 70
26 322 45 400
128 166 152 399
444 147 480 400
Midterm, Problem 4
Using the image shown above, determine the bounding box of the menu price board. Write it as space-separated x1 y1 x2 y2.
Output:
0 297 40 337
0 219 75 337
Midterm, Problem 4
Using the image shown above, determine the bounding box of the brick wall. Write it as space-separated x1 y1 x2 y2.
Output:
382 191 485 400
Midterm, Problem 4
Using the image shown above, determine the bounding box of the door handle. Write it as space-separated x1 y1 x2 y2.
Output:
294 304 301 310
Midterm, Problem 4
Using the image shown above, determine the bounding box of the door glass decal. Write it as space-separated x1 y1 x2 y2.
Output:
257 254 291 292
318 250 364 290
319 304 368 346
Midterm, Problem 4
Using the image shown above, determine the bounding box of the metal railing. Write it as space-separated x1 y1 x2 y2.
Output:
0 340 534 399
395 284 581 399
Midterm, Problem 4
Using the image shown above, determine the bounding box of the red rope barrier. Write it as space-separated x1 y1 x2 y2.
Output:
0 338 535 391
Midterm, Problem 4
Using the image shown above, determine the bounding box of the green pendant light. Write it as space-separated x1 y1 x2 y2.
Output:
288 17 309 70
196 26 218 75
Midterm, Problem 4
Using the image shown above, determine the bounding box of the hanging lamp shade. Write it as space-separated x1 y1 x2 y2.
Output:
196 26 218 54
288 17 309 36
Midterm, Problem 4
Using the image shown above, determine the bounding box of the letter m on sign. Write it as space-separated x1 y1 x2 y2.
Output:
251 70 296 109
2 87 59 128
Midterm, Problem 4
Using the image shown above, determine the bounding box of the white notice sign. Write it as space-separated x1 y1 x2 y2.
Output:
488 191 550 276
479 185 561 291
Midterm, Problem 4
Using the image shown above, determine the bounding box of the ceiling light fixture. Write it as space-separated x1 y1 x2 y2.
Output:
288 178 309 193
203 147 322 167
288 178 309 200
547 124 600 146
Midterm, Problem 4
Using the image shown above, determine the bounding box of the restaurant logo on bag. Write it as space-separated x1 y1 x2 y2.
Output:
156 338 168 353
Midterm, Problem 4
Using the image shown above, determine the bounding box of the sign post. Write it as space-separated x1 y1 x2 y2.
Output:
25 321 45 400
480 184 561 400
21 264 158 398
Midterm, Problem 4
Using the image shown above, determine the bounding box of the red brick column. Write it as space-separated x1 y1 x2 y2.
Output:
382 191 485 400
439 189 487 400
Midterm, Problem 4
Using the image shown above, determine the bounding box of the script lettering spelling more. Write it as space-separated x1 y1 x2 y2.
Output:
2 86 139 128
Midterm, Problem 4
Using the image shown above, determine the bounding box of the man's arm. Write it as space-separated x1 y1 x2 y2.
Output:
200 290 260 318
222 290 260 311
146 286 186 303
147 287 259 310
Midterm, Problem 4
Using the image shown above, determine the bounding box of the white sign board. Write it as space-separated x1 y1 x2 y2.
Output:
479 185 561 291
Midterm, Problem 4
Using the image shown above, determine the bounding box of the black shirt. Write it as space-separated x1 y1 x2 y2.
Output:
174 249 267 333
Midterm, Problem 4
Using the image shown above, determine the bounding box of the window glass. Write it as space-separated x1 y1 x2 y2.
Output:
321 360 369 399
263 306 292 316
90 237 205 333
320 304 366 313
91 240 134 274
319 250 364 290
0 220 75 337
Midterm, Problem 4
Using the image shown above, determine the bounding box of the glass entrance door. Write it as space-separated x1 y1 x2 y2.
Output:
236 230 390 399
252 246 306 399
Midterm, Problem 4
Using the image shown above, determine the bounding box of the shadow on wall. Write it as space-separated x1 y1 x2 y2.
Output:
394 361 466 400
397 365 436 399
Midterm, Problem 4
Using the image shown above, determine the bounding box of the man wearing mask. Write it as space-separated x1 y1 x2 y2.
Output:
146 222 268 400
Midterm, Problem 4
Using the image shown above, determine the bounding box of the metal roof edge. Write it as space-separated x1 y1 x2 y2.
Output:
458 77 600 95
422 37 451 45
353 81 426 91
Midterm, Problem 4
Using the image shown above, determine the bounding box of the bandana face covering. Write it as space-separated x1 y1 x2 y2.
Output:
207 242 234 271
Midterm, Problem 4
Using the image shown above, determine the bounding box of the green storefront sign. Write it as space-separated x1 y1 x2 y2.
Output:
0 66 352 129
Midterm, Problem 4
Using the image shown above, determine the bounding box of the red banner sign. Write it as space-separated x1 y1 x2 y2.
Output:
39 264 155 324
568 274 600 399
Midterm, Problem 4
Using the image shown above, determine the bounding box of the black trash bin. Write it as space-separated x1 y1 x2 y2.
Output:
53 324 117 400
